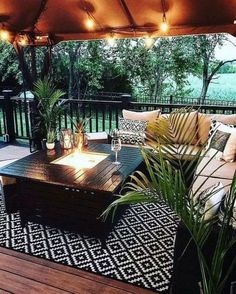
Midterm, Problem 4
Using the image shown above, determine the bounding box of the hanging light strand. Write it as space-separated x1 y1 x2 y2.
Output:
82 0 103 31
0 24 10 41
160 0 169 32
107 32 116 47
144 36 155 49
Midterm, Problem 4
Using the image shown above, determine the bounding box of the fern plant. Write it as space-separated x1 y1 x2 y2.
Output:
102 108 236 294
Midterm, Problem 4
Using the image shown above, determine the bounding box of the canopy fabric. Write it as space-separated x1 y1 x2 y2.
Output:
1 0 236 45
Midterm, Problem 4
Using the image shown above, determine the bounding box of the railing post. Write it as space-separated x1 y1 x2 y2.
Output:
3 90 15 142
121 94 132 110
169 95 173 113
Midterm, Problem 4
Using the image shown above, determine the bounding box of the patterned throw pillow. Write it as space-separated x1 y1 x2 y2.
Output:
118 118 147 145
119 131 146 145
207 120 236 161
218 192 236 229
118 117 147 132
209 130 230 152
198 182 225 220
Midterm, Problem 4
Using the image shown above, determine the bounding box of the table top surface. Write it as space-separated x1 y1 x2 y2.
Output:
0 144 143 193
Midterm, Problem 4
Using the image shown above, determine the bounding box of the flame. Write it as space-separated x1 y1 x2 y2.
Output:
52 151 108 170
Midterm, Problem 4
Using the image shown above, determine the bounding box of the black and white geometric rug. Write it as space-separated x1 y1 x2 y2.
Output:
0 194 178 293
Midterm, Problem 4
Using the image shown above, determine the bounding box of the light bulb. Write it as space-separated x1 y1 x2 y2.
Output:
107 36 116 47
144 37 154 49
18 36 27 46
160 21 169 32
85 18 94 30
0 29 9 41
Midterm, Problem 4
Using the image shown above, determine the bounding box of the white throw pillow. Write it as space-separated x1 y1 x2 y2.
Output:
201 182 225 220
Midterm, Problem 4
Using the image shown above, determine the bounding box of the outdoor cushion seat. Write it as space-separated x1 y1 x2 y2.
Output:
192 175 232 196
87 132 108 144
146 141 202 157
208 113 236 125
195 157 236 180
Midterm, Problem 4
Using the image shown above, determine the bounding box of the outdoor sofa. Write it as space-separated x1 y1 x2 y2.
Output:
120 109 236 194
120 109 236 294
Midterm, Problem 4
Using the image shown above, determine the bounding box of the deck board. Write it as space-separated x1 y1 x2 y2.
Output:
0 247 157 294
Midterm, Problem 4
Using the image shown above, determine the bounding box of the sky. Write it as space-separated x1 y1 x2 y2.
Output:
215 34 236 60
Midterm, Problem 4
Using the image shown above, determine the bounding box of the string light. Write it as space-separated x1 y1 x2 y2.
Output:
160 0 169 33
0 29 10 41
18 35 28 46
107 34 116 47
85 17 95 30
144 36 154 48
160 19 169 32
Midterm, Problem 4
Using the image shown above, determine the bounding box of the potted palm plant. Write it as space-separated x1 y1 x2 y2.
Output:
71 116 90 152
102 109 236 294
33 77 66 150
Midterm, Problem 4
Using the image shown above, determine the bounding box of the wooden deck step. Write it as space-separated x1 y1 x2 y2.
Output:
0 247 157 294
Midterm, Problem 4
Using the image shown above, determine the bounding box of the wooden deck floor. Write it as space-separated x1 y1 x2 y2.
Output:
0 247 157 294
0 143 158 294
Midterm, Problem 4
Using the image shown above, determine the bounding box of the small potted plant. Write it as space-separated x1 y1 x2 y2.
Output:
46 129 56 150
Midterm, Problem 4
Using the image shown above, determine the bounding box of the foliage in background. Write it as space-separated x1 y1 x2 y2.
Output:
0 41 22 87
0 34 236 101
191 34 236 103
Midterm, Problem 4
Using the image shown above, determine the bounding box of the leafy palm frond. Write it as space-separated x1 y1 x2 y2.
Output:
33 77 66 138
69 115 91 133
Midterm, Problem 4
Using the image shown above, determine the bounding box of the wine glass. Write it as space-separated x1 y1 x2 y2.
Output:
111 137 122 164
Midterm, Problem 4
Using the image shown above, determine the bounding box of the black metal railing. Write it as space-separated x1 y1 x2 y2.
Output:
0 94 236 141
0 95 6 137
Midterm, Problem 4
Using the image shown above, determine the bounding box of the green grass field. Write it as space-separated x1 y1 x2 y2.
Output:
187 73 236 101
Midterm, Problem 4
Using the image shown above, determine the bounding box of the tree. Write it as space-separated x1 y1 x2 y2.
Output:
114 37 198 101
0 41 21 88
193 34 236 104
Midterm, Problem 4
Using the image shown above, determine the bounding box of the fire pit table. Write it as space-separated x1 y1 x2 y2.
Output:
0 143 143 238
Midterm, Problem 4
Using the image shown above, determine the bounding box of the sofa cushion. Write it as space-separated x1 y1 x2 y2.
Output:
170 111 198 144
122 109 160 123
196 157 236 180
224 132 236 162
146 141 202 159
209 114 236 125
87 132 108 143
197 113 211 145
192 176 231 197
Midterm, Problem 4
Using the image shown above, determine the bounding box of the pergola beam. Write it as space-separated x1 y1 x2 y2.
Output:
118 0 136 29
